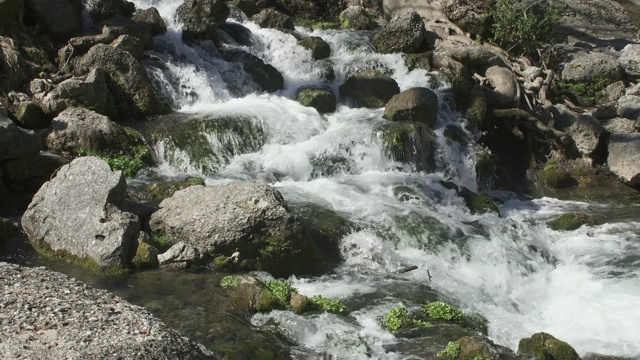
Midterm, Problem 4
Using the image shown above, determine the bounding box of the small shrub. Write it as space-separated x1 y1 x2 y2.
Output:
220 276 239 289
311 295 347 314
489 0 563 58
424 301 465 322
104 146 150 178
383 306 408 333
437 341 461 359
265 280 297 307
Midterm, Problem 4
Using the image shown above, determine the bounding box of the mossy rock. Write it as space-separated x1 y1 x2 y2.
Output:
550 213 598 231
132 241 159 269
289 293 312 314
375 121 436 172
296 86 336 114
404 52 431 72
539 162 575 189
298 36 331 60
147 177 206 203
518 332 581 360
455 336 492 360
459 188 499 215
255 288 283 312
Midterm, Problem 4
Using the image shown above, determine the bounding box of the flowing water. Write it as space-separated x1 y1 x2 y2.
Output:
119 1 640 358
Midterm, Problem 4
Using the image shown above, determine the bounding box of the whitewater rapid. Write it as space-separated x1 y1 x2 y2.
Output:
130 1 640 358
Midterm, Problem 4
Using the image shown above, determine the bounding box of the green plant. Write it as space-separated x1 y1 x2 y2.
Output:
424 301 465 322
220 276 240 289
104 146 150 178
383 306 408 333
411 319 431 328
148 234 171 251
265 280 297 307
437 341 461 359
187 177 205 186
489 0 563 58
553 78 610 106
311 295 347 314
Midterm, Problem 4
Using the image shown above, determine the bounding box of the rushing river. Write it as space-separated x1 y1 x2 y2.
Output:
111 1 640 358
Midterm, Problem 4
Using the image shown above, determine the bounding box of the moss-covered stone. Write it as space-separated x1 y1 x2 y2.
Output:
455 336 492 360
550 213 598 231
540 162 575 189
376 121 436 172
518 332 581 360
298 36 331 60
132 241 159 269
296 86 336 114
255 289 283 312
212 255 231 270
147 177 207 203
459 188 499 215
289 293 312 314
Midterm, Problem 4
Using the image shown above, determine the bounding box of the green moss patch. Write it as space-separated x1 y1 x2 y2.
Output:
553 78 612 106
539 162 575 189
518 332 580 360
437 341 462 359
550 213 598 231
220 275 240 289
423 301 465 322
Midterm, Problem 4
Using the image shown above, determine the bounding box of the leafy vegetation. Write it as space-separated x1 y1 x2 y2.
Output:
552 78 611 106
220 276 240 289
424 301 465 322
265 280 297 307
437 341 462 359
148 234 171 252
104 146 150 178
489 0 563 58
383 306 409 333
311 295 347 314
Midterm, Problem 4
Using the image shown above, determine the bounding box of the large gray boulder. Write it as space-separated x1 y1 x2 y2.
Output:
618 44 640 80
561 51 622 83
77 44 171 118
339 70 400 108
132 6 167 36
177 0 230 42
607 133 640 186
41 68 109 117
0 116 42 161
0 262 217 359
149 181 324 277
554 105 605 157
45 108 142 156
22 157 141 269
251 9 294 30
373 9 428 53
24 0 83 40
384 87 439 126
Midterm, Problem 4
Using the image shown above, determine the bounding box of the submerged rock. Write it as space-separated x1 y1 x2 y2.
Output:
0 262 216 359
149 181 324 277
22 157 140 270
340 70 400 108
376 121 436 172
518 332 580 360
384 87 439 127
550 213 598 231
373 9 428 53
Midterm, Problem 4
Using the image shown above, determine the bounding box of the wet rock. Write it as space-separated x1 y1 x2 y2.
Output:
177 0 230 43
339 69 400 108
607 133 640 186
228 0 258 17
459 187 499 215
296 86 336 113
376 121 436 172
132 235 160 269
550 213 598 231
0 262 217 359
518 332 580 360
45 108 143 157
538 161 575 189
618 44 640 80
132 7 167 36
24 0 83 40
251 9 294 30
384 87 439 127
339 5 377 30
221 48 284 93
299 36 330 60
76 44 171 117
111 34 144 61
149 181 324 277
373 9 428 53
22 157 141 270
100 16 154 50
84 0 136 22
561 51 622 83
404 52 432 71
0 116 42 161
14 101 49 129
157 241 202 268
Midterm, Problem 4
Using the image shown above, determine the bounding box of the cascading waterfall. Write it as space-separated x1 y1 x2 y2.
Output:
130 1 640 358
